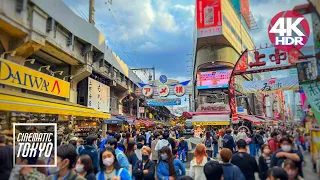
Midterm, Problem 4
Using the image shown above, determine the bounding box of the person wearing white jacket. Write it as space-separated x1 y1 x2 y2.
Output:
155 133 172 152
189 144 212 180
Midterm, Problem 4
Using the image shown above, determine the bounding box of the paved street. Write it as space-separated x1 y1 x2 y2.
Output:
183 152 318 179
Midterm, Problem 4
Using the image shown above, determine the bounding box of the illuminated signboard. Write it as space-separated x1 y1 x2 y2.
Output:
197 69 232 89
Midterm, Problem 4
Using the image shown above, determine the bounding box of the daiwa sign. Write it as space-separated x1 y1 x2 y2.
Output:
0 58 70 98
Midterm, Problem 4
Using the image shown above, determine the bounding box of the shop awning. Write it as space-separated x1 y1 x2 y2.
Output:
238 115 262 124
104 117 123 124
191 114 230 125
0 90 110 119
116 115 136 124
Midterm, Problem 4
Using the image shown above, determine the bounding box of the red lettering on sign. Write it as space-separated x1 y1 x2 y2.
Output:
51 80 61 94
176 86 183 93
160 88 167 94
249 51 266 67
144 88 151 94
269 48 287 64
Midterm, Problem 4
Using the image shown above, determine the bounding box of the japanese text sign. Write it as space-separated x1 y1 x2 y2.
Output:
301 81 320 125
87 77 110 113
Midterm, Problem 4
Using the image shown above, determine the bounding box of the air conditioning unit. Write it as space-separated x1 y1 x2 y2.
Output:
110 80 117 87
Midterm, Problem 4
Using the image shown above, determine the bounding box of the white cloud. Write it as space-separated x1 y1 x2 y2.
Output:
173 4 195 17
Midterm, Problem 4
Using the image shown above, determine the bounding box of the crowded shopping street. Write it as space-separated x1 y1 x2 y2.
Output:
0 0 320 180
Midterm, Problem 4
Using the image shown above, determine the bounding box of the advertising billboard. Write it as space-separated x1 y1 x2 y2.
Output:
240 0 250 28
196 0 222 38
242 77 299 93
88 77 110 113
197 69 232 89
146 98 181 106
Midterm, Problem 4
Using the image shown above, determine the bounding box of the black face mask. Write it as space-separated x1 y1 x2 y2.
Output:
142 154 149 161
137 143 144 149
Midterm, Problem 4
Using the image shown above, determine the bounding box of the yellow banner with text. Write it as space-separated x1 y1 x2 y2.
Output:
0 58 70 98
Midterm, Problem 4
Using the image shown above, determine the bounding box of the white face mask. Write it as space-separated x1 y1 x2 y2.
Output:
75 164 84 173
263 149 271 154
281 145 292 152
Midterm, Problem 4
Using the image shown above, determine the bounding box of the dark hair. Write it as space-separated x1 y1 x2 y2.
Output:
99 146 121 170
280 137 292 144
107 138 118 149
86 135 97 145
226 129 232 134
268 167 288 180
21 150 40 165
125 132 131 142
125 140 136 157
236 139 247 149
154 133 160 139
180 176 194 180
162 132 169 140
69 140 77 148
205 131 211 139
160 146 176 179
284 159 298 170
0 135 6 144
233 130 238 135
137 135 146 143
114 133 121 142
106 130 112 135
271 131 278 138
79 154 94 173
204 160 223 179
57 144 78 169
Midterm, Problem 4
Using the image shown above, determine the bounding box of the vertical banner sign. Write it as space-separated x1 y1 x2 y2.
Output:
301 81 320 125
229 50 248 116
240 0 250 28
87 78 110 113
196 0 222 38
311 130 320 162
311 12 320 78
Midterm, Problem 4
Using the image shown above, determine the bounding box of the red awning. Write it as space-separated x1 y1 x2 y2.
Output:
238 115 261 124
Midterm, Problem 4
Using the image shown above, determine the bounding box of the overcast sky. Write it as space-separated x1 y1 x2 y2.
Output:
63 0 310 114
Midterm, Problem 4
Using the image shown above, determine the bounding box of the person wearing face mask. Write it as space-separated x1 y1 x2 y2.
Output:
270 137 304 177
284 159 305 180
75 155 96 180
46 144 86 180
97 147 131 180
107 138 130 171
157 146 186 180
125 140 139 175
259 145 272 180
267 167 288 180
80 135 100 174
135 135 146 160
133 146 156 180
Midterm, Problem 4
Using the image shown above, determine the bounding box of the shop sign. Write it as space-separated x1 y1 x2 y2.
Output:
158 85 169 97
88 77 110 113
146 98 181 106
301 81 320 125
174 84 186 97
237 107 244 113
311 130 320 161
240 0 250 28
139 107 145 113
296 60 318 82
196 103 230 112
142 85 153 97
196 0 222 38
0 58 70 98
193 121 230 125
242 77 299 93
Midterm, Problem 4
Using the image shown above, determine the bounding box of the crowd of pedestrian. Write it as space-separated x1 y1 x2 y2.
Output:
0 126 315 180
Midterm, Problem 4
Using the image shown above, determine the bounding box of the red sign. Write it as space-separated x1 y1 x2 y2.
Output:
196 0 222 38
240 0 250 28
268 10 310 52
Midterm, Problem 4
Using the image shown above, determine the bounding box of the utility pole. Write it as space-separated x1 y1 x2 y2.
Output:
89 0 95 25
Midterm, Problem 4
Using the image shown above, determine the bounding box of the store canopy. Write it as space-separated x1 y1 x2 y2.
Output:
116 115 136 124
104 117 123 124
191 113 230 125
238 115 262 124
0 90 110 119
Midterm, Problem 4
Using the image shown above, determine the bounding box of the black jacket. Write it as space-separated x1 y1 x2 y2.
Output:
258 156 269 180
133 159 156 180
84 172 96 180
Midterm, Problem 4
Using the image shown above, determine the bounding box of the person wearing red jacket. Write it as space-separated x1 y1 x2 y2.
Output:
268 132 280 154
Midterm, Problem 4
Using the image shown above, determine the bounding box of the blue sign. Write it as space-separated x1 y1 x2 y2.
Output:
159 75 167 83
237 107 244 113
146 98 181 106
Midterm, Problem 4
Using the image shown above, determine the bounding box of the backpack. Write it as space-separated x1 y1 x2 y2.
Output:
256 135 264 145
223 135 230 147
205 138 212 147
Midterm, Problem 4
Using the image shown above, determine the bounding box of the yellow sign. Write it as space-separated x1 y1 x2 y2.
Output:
193 121 230 126
311 130 320 160
0 58 70 98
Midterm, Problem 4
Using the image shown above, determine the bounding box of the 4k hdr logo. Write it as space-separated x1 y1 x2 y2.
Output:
268 10 310 52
